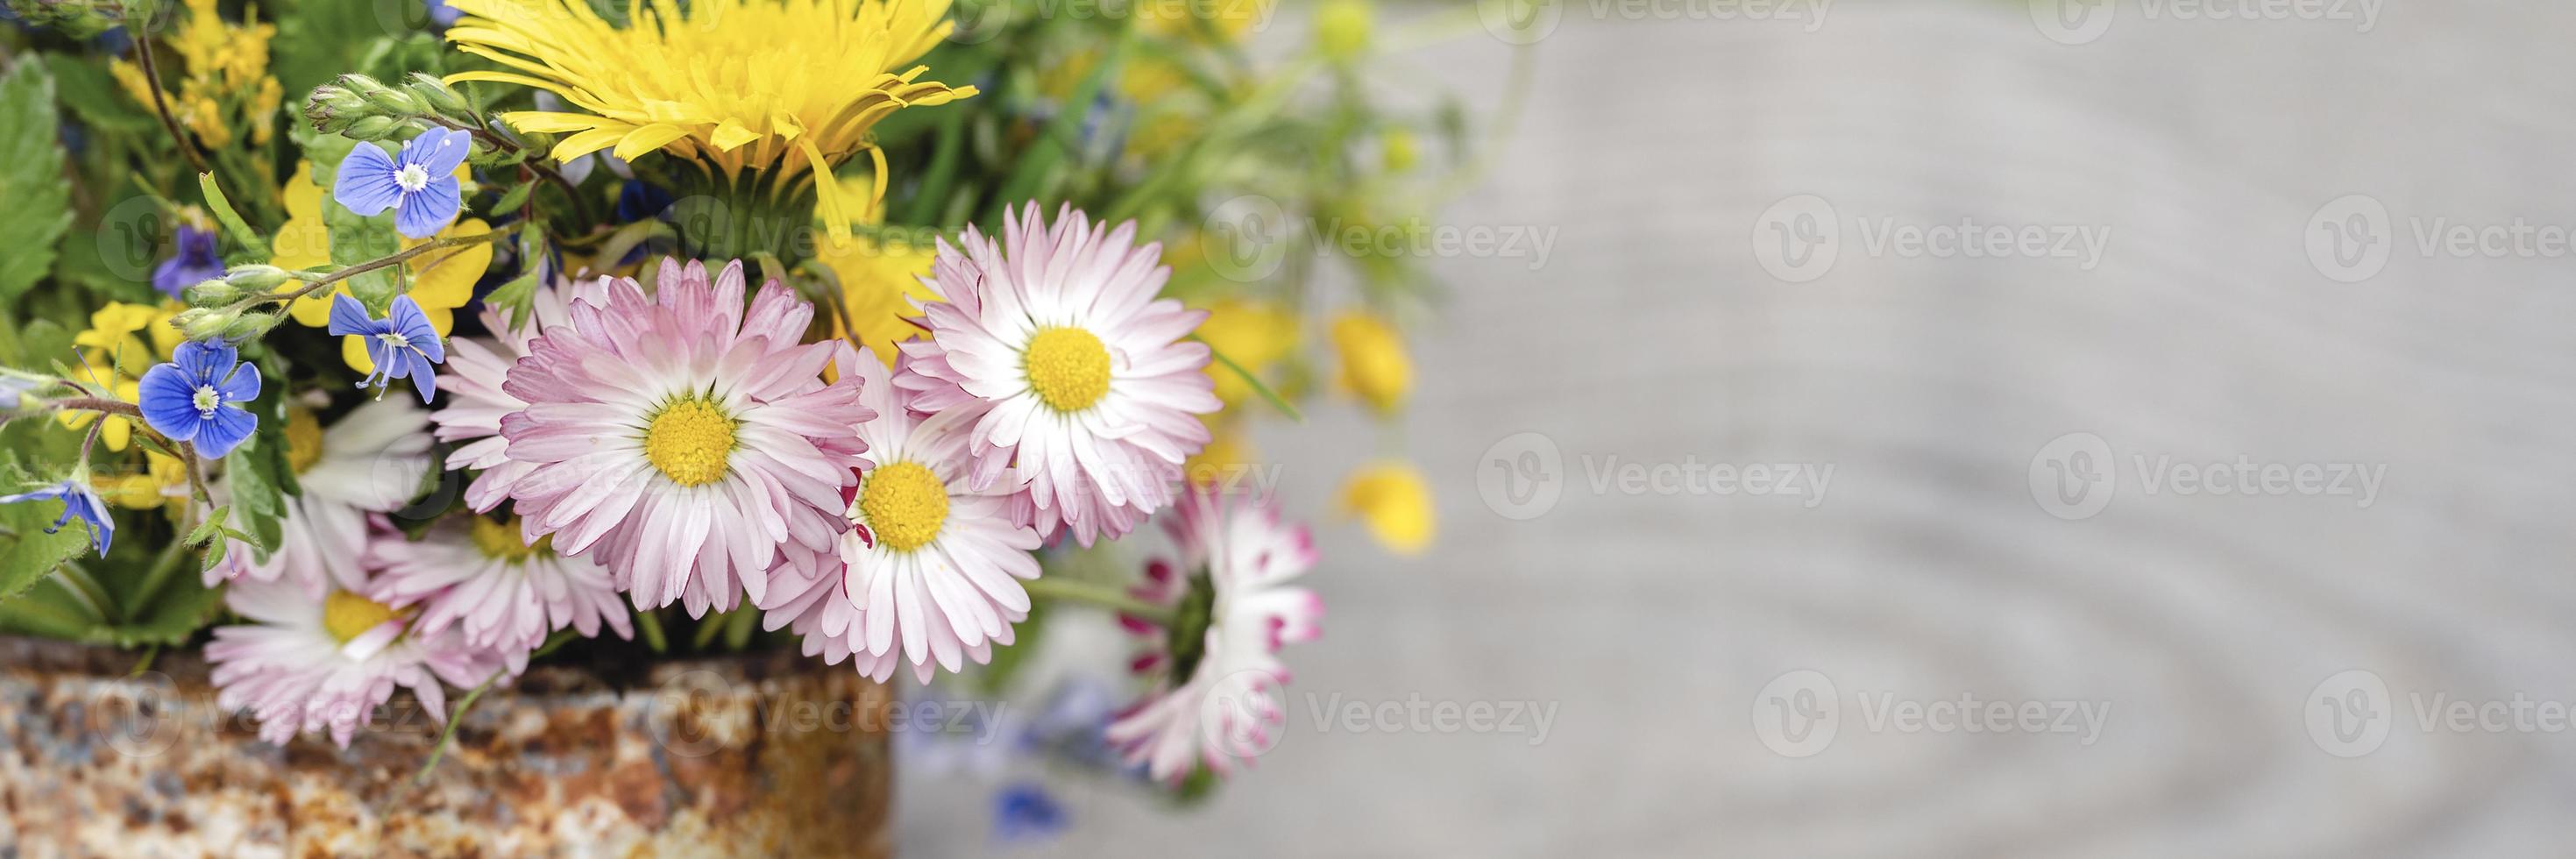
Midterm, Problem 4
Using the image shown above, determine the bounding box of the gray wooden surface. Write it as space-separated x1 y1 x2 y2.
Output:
900 3 2576 855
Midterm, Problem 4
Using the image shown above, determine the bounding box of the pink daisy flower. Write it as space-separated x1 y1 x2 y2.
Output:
1104 489 1323 783
366 515 632 674
761 346 1045 683
208 571 507 748
897 203 1220 546
212 398 434 598
431 275 611 513
497 258 873 615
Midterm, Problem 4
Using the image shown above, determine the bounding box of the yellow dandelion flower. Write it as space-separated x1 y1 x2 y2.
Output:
1339 460 1435 555
1331 311 1411 414
278 164 493 373
444 0 976 242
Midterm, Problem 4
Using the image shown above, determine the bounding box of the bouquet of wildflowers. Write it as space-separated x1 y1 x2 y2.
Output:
0 0 1503 811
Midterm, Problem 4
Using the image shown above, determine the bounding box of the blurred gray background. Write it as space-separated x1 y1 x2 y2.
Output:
904 1 2576 855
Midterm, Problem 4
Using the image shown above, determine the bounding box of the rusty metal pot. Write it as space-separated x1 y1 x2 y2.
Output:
0 637 891 856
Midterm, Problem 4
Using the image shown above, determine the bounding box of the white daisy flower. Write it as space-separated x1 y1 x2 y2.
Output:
762 345 1046 683
366 515 633 674
208 571 507 748
898 202 1221 546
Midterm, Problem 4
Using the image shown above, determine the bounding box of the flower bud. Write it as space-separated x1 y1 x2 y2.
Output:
304 84 367 131
222 265 294 293
219 312 284 343
343 115 405 141
404 72 472 117
174 308 232 341
182 279 241 307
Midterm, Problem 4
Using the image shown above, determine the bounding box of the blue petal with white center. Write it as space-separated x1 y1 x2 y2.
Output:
332 127 470 238
138 341 262 458
327 293 446 403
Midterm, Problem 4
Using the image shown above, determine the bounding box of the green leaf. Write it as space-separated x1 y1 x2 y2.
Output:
186 504 231 547
0 57 74 303
0 498 95 603
198 173 274 261
486 180 536 217
39 53 155 134
98 574 223 647
224 436 294 560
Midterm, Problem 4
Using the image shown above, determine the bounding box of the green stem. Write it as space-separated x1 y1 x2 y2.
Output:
1022 576 1173 626
238 227 514 312
123 533 193 623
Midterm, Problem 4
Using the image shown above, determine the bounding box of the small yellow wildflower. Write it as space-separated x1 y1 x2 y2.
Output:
74 301 184 378
95 451 190 510
1316 0 1373 62
1331 311 1411 414
1340 460 1435 555
110 0 278 149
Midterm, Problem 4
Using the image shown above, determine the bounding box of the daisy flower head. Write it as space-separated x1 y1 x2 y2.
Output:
137 340 262 458
432 275 610 512
334 127 469 238
898 203 1221 546
498 258 874 615
327 294 447 402
210 399 435 596
368 515 631 674
443 0 976 242
1104 488 1323 784
759 345 1044 683
208 571 507 748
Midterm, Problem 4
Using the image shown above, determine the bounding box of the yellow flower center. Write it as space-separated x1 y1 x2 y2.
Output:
644 397 736 487
322 591 398 645
284 407 325 474
857 461 948 553
469 516 550 562
1024 327 1112 413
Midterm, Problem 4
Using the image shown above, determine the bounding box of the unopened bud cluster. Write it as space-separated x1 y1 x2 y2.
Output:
304 73 475 142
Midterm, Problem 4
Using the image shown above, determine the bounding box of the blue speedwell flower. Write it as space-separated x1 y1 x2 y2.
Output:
153 223 224 298
334 127 469 238
329 294 445 402
0 479 114 556
138 340 263 458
